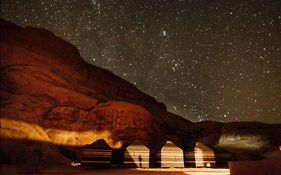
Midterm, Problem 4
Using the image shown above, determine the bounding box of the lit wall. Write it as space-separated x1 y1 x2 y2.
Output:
124 141 149 168
159 141 184 168
194 142 216 168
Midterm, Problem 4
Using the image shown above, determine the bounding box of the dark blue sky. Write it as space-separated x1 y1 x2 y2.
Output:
1 0 281 123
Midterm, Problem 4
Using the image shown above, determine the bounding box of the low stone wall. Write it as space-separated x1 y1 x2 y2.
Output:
229 159 281 175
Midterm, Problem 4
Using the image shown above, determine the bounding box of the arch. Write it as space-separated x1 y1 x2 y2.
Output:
194 142 215 167
124 140 149 168
158 141 184 168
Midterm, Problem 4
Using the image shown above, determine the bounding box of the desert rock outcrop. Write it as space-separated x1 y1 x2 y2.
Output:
1 19 280 169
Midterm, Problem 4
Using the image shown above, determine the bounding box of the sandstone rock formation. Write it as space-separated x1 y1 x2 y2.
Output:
1 19 280 169
193 121 281 162
0 18 190 168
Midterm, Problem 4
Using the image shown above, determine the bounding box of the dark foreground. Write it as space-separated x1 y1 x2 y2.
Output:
0 165 230 175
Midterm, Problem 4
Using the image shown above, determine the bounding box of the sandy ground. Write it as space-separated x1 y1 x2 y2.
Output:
0 165 230 175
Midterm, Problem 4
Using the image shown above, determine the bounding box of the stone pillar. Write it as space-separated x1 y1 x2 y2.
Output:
184 148 196 168
183 139 196 168
149 149 161 168
111 148 125 167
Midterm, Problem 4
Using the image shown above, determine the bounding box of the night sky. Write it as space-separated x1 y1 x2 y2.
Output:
1 0 281 123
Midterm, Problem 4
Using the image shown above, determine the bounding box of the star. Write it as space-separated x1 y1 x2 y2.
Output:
1 0 280 123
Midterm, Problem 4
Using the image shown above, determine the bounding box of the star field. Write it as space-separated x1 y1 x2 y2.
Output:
1 0 281 123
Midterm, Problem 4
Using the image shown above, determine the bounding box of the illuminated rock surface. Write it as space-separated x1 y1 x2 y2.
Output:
0 19 280 169
0 19 190 168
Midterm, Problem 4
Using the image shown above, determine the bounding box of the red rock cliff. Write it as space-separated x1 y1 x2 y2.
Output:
0 18 191 167
1 19 280 169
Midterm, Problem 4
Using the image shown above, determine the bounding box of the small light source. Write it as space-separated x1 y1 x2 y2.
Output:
206 163 211 167
71 162 81 167
279 146 281 151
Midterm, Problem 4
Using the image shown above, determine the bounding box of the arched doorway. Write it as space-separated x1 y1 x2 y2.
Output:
124 140 149 168
158 141 184 168
194 142 215 167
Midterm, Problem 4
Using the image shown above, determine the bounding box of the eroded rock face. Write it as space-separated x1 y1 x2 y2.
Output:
0 19 191 167
193 121 281 161
0 19 280 168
